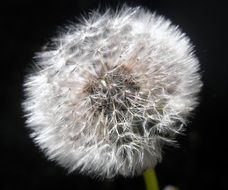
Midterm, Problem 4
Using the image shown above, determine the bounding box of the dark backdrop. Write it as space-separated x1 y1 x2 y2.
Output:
1 0 227 190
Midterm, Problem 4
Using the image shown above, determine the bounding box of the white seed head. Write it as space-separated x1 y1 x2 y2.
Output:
23 6 202 178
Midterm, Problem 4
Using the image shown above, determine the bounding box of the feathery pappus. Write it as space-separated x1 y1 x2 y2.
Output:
23 6 202 178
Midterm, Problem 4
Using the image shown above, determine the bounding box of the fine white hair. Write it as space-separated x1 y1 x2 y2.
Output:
23 6 202 178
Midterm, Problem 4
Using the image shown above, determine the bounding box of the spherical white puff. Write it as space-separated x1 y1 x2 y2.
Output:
23 6 202 178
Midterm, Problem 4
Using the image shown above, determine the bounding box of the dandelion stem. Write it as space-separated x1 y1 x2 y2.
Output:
143 168 159 190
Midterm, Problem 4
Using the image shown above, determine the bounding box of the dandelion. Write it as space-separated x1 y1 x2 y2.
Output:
23 6 202 179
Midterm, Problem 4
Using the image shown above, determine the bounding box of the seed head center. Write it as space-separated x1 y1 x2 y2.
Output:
84 64 140 116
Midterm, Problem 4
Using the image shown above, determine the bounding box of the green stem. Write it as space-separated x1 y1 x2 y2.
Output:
143 168 159 190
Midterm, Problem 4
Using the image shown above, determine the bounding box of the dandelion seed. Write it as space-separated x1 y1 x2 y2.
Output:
23 6 202 178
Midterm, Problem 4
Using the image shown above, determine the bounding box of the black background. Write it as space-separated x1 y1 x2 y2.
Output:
1 0 227 190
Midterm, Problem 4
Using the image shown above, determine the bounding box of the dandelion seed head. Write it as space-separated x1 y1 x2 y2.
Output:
23 6 202 178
